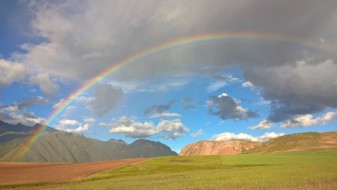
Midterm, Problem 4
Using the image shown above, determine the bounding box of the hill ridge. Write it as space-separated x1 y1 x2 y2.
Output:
180 131 337 156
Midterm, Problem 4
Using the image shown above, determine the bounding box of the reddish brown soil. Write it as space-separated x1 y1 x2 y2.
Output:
0 158 147 185
179 140 261 156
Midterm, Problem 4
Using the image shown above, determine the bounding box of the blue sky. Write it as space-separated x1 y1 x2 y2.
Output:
1 0 337 152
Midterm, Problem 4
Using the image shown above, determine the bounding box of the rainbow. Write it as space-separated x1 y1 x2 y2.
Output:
15 32 336 160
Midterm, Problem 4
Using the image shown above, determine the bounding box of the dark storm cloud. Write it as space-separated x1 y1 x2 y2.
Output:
208 93 258 120
241 60 337 122
91 84 124 117
144 101 175 115
8 0 337 122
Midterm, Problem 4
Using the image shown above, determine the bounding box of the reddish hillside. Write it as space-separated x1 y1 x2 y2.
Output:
180 132 337 156
179 140 261 156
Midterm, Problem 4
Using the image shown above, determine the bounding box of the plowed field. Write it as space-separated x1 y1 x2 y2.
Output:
0 158 146 185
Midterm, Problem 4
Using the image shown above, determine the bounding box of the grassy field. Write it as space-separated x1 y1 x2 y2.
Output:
47 150 337 190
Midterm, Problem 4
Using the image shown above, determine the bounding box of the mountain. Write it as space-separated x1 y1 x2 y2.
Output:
179 132 337 156
179 140 261 156
124 139 178 158
0 121 177 162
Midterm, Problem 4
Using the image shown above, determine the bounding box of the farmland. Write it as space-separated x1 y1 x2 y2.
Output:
1 150 337 190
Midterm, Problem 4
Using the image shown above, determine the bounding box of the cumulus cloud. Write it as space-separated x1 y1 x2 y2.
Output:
250 120 273 130
144 101 175 115
0 59 25 86
91 84 124 117
56 118 94 133
0 96 47 126
157 119 189 139
191 129 204 138
0 111 46 127
29 73 59 96
242 81 253 88
213 132 285 142
281 111 337 128
208 93 258 120
242 81 257 91
100 116 188 139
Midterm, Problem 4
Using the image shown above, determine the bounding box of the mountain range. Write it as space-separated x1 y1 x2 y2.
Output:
0 120 177 162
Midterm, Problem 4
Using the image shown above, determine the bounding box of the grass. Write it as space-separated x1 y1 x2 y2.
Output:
46 150 337 190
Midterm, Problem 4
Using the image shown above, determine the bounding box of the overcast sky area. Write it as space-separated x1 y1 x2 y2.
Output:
1 0 337 152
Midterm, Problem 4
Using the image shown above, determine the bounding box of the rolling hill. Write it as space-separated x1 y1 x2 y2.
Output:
180 132 337 156
0 121 177 162
179 140 261 156
246 131 337 153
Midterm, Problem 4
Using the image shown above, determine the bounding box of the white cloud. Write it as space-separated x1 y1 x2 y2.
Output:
281 111 337 128
259 132 285 140
0 109 47 127
56 118 93 133
157 119 189 139
29 73 59 96
151 112 181 118
191 129 204 138
58 119 80 126
60 124 90 133
100 116 188 139
0 59 25 86
0 97 47 126
242 81 254 88
213 132 285 142
250 120 273 130
103 117 157 138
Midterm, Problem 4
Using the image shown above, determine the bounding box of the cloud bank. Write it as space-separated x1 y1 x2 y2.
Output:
213 132 285 142
100 116 188 139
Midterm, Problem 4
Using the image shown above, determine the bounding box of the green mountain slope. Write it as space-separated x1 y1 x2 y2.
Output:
0 121 177 162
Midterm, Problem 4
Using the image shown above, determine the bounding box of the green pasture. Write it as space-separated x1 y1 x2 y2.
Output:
49 150 337 190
